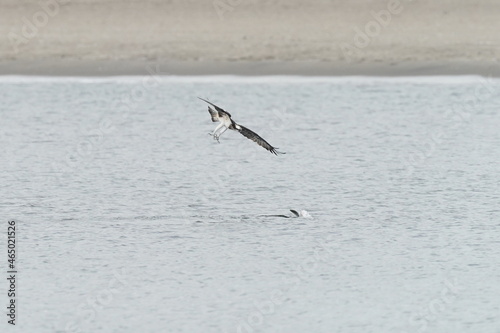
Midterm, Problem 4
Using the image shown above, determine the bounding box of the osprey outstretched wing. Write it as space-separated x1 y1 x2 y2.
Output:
235 124 281 155
198 97 232 120
198 97 284 155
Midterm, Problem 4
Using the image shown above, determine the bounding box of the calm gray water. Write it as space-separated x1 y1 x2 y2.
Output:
1 76 499 333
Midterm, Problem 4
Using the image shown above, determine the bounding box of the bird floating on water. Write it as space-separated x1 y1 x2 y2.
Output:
198 97 284 155
263 210 313 219
290 209 312 218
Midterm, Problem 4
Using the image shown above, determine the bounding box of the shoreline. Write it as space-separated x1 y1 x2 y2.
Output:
1 60 500 77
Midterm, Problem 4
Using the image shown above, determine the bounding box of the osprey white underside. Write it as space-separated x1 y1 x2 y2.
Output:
212 114 239 138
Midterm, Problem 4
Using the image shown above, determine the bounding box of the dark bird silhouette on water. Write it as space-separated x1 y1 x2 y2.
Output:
262 210 313 218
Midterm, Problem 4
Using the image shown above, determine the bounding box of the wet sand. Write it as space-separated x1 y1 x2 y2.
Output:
1 59 500 77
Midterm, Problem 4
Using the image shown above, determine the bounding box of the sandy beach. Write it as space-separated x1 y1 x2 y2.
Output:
1 0 499 76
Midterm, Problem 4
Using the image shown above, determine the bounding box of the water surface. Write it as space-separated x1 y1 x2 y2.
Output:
1 76 499 333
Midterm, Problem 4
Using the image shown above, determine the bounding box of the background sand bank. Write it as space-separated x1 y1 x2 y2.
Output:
1 0 499 75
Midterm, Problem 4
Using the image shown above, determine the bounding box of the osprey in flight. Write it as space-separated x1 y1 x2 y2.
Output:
199 97 284 155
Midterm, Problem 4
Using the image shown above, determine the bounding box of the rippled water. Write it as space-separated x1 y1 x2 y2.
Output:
1 76 499 333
